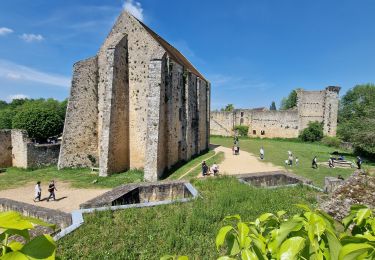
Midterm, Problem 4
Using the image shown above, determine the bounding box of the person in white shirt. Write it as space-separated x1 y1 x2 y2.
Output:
34 181 41 202
260 147 264 160
211 163 219 176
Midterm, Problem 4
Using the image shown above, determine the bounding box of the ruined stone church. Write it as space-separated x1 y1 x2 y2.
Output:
58 12 210 181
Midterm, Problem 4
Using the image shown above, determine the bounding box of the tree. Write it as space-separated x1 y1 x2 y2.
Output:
12 106 64 142
280 89 298 110
269 101 277 110
0 109 16 129
222 104 234 112
299 121 323 142
338 84 375 157
0 100 8 110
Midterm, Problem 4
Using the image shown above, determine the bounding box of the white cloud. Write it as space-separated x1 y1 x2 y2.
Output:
7 94 29 102
0 27 13 36
123 0 144 21
0 59 70 88
20 33 44 42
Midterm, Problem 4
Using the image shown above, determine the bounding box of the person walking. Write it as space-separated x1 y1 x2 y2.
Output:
312 156 318 169
295 157 299 166
288 154 293 166
356 156 362 169
34 181 41 202
201 161 209 176
260 146 264 160
47 180 57 202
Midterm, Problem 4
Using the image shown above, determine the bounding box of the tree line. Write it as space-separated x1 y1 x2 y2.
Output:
0 98 67 142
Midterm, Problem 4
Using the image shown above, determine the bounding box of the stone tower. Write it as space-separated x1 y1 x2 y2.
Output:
58 12 210 181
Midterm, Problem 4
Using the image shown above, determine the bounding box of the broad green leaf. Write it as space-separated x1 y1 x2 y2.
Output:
277 210 287 218
278 236 305 260
339 243 374 260
0 211 33 230
224 215 241 221
268 218 303 253
326 229 342 260
8 241 24 252
342 213 356 230
258 213 274 222
226 233 241 256
241 249 257 260
0 229 30 241
177 256 189 260
340 235 368 245
237 222 250 248
21 234 56 259
295 204 312 212
216 226 233 250
249 234 266 254
0 251 29 260
354 208 372 226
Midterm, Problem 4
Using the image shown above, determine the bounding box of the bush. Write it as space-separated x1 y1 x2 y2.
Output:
234 125 249 136
12 106 64 142
0 109 15 129
299 121 323 142
321 136 341 148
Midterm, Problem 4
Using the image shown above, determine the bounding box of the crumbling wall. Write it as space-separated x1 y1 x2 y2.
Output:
11 130 28 168
250 110 299 138
210 111 234 136
323 87 340 136
58 57 99 169
297 90 325 130
27 143 60 167
0 130 12 167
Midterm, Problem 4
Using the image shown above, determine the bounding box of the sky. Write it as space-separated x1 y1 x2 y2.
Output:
0 0 374 110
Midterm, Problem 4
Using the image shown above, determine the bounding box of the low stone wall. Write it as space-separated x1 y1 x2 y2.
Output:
80 180 192 209
237 171 313 187
0 198 72 228
324 177 344 193
27 143 60 167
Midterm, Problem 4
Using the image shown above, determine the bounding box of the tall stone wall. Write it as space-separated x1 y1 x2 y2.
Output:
11 130 29 168
58 57 99 169
210 111 234 136
0 130 12 167
297 90 325 131
323 86 340 136
249 110 299 138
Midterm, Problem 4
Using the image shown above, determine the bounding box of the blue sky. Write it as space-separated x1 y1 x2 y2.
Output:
0 0 374 109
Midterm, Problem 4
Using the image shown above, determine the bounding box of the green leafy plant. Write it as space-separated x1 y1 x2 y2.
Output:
0 211 57 259
299 121 324 142
215 204 374 259
321 136 342 148
234 125 249 137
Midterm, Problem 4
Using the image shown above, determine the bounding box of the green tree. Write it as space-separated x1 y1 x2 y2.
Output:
280 90 298 110
0 109 16 129
299 121 323 142
338 84 375 157
12 106 64 141
222 104 234 112
0 100 8 110
269 101 277 111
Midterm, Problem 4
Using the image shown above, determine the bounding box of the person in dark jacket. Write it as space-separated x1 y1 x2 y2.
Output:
47 180 57 202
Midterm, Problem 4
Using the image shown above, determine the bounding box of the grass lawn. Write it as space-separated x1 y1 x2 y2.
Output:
57 177 318 259
0 167 143 190
211 136 374 187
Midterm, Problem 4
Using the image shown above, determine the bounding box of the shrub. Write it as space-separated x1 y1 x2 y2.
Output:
299 121 323 142
234 125 249 136
12 106 64 142
321 136 341 148
0 109 15 129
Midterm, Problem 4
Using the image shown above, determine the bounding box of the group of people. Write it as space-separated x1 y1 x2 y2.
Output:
232 136 240 155
34 180 57 202
201 161 219 176
285 150 299 166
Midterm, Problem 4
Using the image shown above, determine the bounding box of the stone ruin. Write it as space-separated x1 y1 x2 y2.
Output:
58 12 210 181
211 86 340 138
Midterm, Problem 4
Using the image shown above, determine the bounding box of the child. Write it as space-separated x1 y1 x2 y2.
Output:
295 157 299 166
47 180 57 202
34 181 41 202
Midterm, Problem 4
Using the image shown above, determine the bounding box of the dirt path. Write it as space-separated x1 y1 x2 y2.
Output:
0 182 110 213
197 146 283 177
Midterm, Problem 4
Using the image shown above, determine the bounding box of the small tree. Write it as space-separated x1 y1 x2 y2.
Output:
222 104 234 112
12 106 64 142
234 125 249 136
299 121 323 142
280 90 298 110
269 101 276 110
0 109 15 129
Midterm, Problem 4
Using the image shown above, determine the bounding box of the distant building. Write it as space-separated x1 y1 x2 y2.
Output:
58 12 210 181
211 86 340 138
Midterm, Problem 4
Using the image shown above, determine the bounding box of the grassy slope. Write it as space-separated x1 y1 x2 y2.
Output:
0 167 143 190
57 177 318 259
210 136 364 187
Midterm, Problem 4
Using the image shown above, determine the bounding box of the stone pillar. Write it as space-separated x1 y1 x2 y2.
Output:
323 86 340 136
11 130 29 168
144 58 164 181
98 34 129 177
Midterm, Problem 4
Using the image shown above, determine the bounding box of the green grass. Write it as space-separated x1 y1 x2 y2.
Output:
0 167 143 190
57 177 318 259
166 151 225 180
211 136 375 187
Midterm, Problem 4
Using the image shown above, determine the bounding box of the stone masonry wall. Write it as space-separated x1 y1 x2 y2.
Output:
323 87 340 136
27 143 60 167
0 130 12 167
297 90 326 131
210 111 234 136
11 130 29 168
58 57 99 169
